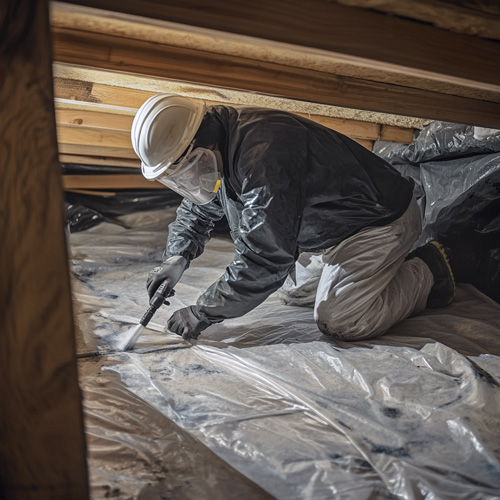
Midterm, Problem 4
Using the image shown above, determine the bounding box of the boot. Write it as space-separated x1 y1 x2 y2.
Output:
406 241 456 308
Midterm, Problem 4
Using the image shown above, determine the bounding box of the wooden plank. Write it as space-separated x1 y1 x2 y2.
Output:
57 0 500 89
50 3 499 104
66 188 117 195
56 124 136 158
297 114 381 139
55 77 412 136
54 97 137 114
59 153 140 168
63 174 165 189
380 125 415 143
58 142 135 158
53 93 390 141
334 0 500 39
55 108 134 131
0 1 89 499
54 76 153 108
351 138 374 150
51 27 500 127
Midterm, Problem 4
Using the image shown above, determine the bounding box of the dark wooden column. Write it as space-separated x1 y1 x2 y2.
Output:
0 1 89 498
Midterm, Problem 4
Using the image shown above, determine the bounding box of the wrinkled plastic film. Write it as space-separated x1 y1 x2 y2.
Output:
375 121 500 302
82 372 274 500
373 122 500 165
73 206 500 499
105 342 500 500
73 122 500 499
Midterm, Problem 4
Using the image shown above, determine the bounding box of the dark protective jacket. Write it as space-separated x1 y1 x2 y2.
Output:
165 106 414 323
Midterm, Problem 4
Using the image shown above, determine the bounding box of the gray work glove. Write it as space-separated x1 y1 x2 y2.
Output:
167 306 212 341
147 255 188 299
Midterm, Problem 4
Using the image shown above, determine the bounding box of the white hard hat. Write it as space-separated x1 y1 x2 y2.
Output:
131 94 206 180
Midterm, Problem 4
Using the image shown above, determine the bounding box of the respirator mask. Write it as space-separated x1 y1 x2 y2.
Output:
160 147 221 205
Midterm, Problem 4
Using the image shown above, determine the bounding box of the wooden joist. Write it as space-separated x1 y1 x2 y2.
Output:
55 0 500 89
333 0 500 40
57 124 135 158
54 79 417 172
59 154 140 168
51 25 500 128
54 80 417 189
56 108 134 131
62 174 164 189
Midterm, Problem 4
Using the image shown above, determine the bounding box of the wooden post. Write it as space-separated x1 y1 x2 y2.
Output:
0 1 89 498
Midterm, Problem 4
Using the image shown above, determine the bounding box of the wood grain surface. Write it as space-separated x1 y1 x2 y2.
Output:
0 1 89 498
58 0 500 87
53 77 420 179
51 26 500 128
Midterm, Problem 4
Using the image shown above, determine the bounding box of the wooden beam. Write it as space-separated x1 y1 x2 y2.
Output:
56 0 500 90
54 76 153 108
55 108 134 131
53 85 413 162
59 153 140 168
0 1 88 498
54 91 410 145
57 124 136 158
51 27 500 127
380 125 415 143
63 174 164 189
54 96 388 140
51 3 500 105
351 138 374 150
333 0 500 40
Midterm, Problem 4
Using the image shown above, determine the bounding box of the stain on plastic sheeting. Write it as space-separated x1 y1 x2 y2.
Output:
468 357 500 387
368 441 411 458
182 363 223 376
337 419 353 430
439 394 463 408
382 407 402 419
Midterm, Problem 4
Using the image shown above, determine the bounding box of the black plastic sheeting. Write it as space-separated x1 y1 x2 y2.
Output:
65 190 182 232
62 162 184 233
374 122 500 303
62 165 180 233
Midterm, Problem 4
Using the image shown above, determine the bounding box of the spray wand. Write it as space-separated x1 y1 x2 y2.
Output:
119 280 174 351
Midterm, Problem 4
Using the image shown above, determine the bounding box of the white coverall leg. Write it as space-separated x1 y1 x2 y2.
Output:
279 198 434 340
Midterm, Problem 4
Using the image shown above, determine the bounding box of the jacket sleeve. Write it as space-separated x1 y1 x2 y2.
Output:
164 198 225 264
197 154 304 322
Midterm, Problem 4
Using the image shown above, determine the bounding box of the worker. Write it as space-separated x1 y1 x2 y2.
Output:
131 94 455 341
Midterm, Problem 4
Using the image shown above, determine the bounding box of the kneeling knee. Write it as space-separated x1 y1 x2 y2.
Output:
315 316 373 341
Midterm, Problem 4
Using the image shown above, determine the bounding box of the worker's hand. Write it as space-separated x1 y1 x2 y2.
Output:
167 306 212 341
147 255 188 299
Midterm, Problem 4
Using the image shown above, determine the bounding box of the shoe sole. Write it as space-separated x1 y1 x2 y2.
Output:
429 240 456 305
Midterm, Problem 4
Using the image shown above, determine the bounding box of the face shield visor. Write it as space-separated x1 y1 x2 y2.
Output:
159 147 221 205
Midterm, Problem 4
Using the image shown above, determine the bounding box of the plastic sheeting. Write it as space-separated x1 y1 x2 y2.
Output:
82 372 274 500
72 206 500 500
72 123 500 499
62 162 183 232
374 122 500 302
